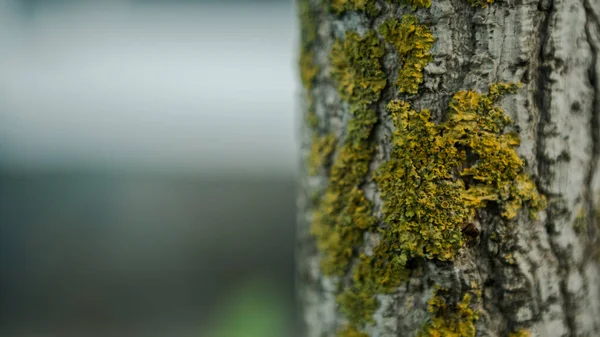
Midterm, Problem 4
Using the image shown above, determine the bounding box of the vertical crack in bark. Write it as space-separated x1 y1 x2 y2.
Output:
583 0 600 254
533 0 578 335
456 3 478 92
495 6 508 83
534 0 552 190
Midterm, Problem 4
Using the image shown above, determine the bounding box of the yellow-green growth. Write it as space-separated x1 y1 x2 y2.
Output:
310 106 379 276
330 31 387 105
379 15 434 95
337 285 379 325
573 207 587 234
374 83 545 264
330 0 379 16
392 0 432 9
467 0 494 7
298 0 319 90
313 25 386 280
307 109 320 129
509 330 531 337
338 326 370 337
336 249 411 327
418 289 478 337
300 51 319 90
572 201 600 262
308 133 337 175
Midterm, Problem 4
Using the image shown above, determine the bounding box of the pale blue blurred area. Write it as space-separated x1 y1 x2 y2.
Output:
0 0 301 336
0 0 298 175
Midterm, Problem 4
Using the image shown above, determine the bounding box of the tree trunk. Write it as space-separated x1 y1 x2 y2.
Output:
296 0 600 336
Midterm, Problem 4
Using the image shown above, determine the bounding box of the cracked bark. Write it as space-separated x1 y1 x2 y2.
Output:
297 0 600 336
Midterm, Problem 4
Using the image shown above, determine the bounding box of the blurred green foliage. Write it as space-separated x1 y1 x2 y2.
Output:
210 277 289 337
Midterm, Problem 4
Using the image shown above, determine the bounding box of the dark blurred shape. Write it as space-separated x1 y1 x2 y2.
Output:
0 171 297 336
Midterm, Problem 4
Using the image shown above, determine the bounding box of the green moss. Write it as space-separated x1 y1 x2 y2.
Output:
300 50 320 90
508 330 531 337
308 133 337 175
311 30 386 276
572 201 600 262
418 288 478 337
329 0 379 16
307 109 320 130
337 285 379 325
338 326 370 337
392 0 432 9
573 207 587 234
406 0 433 8
466 0 494 7
374 83 545 264
336 249 411 326
311 106 379 276
379 15 434 95
330 31 387 105
298 0 319 90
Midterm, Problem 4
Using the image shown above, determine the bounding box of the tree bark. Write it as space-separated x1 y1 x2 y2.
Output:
296 0 600 336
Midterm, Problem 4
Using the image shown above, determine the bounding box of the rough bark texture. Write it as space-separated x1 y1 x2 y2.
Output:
297 0 600 336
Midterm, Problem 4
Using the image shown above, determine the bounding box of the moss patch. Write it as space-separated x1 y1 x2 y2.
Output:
418 288 479 337
311 30 387 275
374 83 545 264
308 133 337 175
508 330 531 337
379 15 434 95
393 0 433 9
311 27 388 337
331 30 387 105
312 29 387 275
298 0 319 90
467 0 494 7
338 326 370 337
300 51 319 90
329 0 379 16
572 200 600 262
311 106 379 276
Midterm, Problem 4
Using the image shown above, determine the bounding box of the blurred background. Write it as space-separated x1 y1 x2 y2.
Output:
0 0 299 336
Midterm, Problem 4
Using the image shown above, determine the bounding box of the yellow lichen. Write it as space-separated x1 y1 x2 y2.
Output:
308 133 337 175
467 0 494 7
311 106 379 276
374 83 545 264
298 0 321 131
508 330 531 337
379 15 434 95
406 0 433 8
300 50 319 90
338 326 370 337
311 25 387 335
571 200 600 262
330 0 379 16
504 253 516 265
393 0 432 8
418 289 478 337
330 31 387 105
307 109 320 129
573 207 586 234
306 0 541 333
337 285 379 325
336 250 411 327
298 0 319 90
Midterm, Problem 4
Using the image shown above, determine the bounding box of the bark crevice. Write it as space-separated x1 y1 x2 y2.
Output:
583 0 600 255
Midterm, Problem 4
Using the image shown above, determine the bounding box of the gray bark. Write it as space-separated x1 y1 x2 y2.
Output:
296 0 600 336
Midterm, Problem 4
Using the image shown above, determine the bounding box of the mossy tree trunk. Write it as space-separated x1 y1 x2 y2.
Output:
296 0 600 336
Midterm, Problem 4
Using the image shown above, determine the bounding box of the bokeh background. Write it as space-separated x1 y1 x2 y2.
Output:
0 0 300 336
